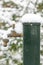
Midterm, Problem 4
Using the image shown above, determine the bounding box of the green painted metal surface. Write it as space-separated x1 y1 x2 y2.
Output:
23 23 40 65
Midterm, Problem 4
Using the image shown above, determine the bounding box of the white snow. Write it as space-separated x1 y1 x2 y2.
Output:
21 13 43 23
15 13 43 33
12 0 28 7
0 30 6 35
0 29 12 39
38 0 43 4
14 22 23 33
31 0 36 3
12 52 22 60
1 45 8 51
5 24 10 27
28 3 35 9
0 51 3 56
4 0 10 2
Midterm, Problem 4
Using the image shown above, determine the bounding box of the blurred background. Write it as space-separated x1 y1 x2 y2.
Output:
0 0 43 65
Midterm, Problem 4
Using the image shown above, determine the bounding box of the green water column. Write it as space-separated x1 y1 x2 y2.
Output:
23 23 40 65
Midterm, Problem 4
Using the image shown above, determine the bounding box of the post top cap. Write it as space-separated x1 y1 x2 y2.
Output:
21 14 43 23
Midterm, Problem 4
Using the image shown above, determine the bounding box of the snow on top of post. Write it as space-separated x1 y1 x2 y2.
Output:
21 13 43 23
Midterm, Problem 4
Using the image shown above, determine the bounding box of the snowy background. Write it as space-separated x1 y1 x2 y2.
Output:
0 0 43 65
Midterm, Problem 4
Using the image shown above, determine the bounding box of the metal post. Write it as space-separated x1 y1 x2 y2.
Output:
23 23 40 65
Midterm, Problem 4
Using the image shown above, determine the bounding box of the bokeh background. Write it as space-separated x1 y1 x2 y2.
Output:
0 0 43 65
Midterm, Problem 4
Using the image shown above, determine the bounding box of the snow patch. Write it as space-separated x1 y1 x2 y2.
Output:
21 13 43 23
14 22 23 33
